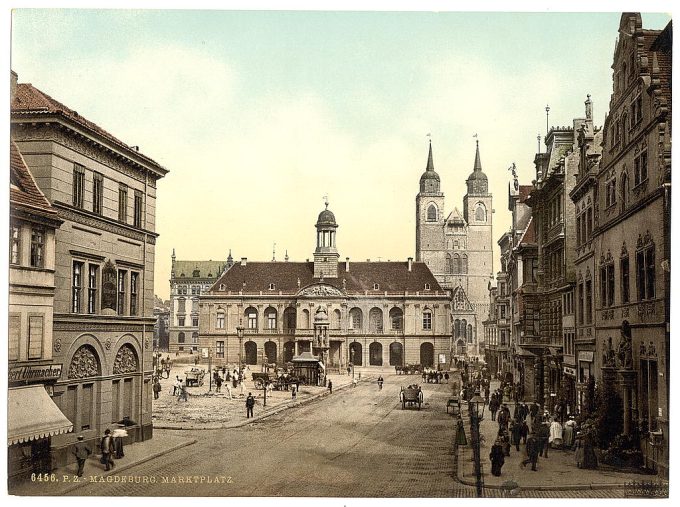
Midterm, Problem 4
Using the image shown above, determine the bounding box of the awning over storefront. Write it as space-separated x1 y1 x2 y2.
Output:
8 385 73 445
515 346 537 357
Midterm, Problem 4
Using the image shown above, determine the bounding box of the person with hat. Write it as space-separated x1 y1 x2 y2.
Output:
72 435 91 477
245 392 255 418
100 429 115 471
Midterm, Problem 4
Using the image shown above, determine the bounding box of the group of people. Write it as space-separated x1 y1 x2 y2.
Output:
421 369 450 384
71 426 129 477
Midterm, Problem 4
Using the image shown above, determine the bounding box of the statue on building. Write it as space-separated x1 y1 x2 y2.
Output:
616 321 633 369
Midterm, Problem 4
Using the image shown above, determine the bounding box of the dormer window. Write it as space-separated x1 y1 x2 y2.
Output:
219 284 225 291
424 283 431 291
269 283 276 290
193 269 200 277
373 283 379 290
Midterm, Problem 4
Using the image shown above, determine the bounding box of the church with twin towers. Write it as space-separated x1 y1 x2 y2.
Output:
416 139 494 357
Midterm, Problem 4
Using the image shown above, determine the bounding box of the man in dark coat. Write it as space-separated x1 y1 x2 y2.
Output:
100 429 115 471
72 435 91 477
246 392 255 418
538 420 550 458
520 419 530 444
489 395 499 421
521 432 540 471
510 419 522 451
489 437 505 476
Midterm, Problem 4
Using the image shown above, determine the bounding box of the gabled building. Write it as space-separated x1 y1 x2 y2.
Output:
593 13 671 475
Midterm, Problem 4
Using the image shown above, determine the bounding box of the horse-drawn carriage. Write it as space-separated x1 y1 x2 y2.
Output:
399 384 424 410
252 367 299 390
184 367 206 387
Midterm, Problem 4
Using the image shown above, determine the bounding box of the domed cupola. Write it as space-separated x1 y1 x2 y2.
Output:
313 200 339 279
466 139 488 195
419 141 441 193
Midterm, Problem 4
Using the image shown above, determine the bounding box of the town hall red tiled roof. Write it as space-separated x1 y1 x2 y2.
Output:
210 261 444 295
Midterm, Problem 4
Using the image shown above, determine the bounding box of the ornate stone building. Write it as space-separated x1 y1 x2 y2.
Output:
568 96 604 412
167 251 230 354
10 73 168 469
415 140 493 357
199 204 452 371
593 13 671 475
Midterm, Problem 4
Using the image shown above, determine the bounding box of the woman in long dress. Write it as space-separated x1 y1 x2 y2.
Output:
549 418 563 449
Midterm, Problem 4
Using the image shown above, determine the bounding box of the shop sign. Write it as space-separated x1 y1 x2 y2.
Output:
439 354 446 364
563 366 576 376
9 364 63 382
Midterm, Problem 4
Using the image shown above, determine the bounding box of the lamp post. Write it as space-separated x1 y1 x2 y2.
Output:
469 391 486 498
208 346 213 392
236 323 244 370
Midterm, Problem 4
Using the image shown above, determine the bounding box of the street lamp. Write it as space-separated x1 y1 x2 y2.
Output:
236 323 244 369
469 390 486 498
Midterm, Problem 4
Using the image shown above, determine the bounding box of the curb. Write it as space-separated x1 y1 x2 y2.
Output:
154 377 369 431
56 438 198 495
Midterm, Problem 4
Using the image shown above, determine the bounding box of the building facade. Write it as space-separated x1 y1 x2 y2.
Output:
415 141 493 357
200 205 452 371
592 13 671 475
525 119 582 408
168 251 230 354
8 139 68 481
11 73 168 469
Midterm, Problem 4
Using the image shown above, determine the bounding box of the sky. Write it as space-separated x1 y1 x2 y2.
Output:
8 6 673 301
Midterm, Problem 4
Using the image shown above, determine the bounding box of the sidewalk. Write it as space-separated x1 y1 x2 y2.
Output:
153 366 369 429
8 431 196 496
455 396 663 492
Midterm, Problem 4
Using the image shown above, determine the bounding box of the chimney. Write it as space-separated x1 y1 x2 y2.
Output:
345 257 350 272
10 70 18 103
408 257 413 272
240 257 247 266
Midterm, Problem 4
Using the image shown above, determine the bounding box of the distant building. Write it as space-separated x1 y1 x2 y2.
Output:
168 251 230 354
153 298 171 351
415 141 493 357
10 71 168 470
199 204 451 371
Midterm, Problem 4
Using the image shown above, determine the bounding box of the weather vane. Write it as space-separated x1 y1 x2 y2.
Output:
323 194 329 209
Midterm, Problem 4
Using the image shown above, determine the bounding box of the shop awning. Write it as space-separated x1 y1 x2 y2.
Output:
8 385 73 445
514 346 537 357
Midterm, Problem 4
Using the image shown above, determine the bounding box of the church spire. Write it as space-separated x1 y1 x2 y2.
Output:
426 140 435 172
473 138 482 172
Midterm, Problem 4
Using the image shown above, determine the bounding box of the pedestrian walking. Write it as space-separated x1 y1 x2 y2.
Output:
377 376 384 390
72 435 91 477
521 431 540 471
538 420 550 458
246 392 255 418
178 380 188 402
327 380 333 394
153 378 162 399
489 395 499 421
575 427 598 469
520 419 529 444
112 426 127 458
215 375 222 393
510 419 522 452
225 382 233 400
549 417 563 449
292 386 297 400
455 418 468 446
100 429 115 471
563 416 577 449
489 437 505 476
239 379 246 397
444 372 450 383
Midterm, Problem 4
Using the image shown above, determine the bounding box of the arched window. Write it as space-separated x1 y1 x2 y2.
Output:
191 331 199 344
461 319 467 339
332 309 341 329
462 254 468 274
301 309 310 329
453 254 461 274
369 342 383 366
178 332 185 344
284 307 296 331
349 342 362 366
422 309 432 330
454 319 461 338
446 253 453 273
265 306 277 329
245 307 258 329
467 324 473 343
427 204 437 222
349 308 362 330
369 307 383 333
475 203 486 222
389 307 403 330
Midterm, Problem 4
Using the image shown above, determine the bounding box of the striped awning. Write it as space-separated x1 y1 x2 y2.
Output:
8 385 73 445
